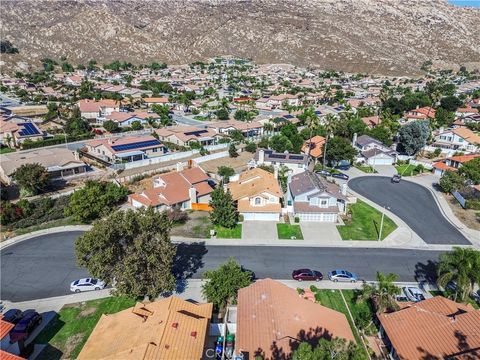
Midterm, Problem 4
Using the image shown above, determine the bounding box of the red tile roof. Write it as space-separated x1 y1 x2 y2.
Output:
0 350 25 360
0 317 14 339
378 296 480 360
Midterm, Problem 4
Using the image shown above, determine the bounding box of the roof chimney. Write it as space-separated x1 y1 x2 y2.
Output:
189 186 197 206
258 149 265 164
176 162 184 172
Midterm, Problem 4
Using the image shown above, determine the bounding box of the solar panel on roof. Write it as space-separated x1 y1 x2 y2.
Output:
111 139 162 152
315 111 322 115
184 130 208 136
289 155 305 160
270 153 286 159
18 123 41 136
284 114 294 119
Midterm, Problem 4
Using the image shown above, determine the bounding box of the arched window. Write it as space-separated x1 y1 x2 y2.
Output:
255 197 261 205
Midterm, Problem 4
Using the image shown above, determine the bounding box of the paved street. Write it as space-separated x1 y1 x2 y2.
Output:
171 112 208 127
348 176 470 245
1 231 445 302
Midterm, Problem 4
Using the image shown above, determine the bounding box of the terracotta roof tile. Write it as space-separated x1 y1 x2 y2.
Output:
228 168 282 201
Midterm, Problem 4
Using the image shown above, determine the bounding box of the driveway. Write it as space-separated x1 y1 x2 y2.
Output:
373 165 397 177
348 176 470 245
300 222 342 243
242 221 277 240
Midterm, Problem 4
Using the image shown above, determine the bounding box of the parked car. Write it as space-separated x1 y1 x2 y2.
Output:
331 173 349 181
316 170 331 177
292 269 323 282
391 174 401 183
395 294 409 302
2 309 23 324
70 278 106 293
471 290 480 305
9 310 42 343
328 270 357 282
402 286 426 302
335 164 351 171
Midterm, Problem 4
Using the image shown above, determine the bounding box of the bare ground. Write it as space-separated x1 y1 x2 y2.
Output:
443 194 480 231
200 151 253 175
170 211 212 238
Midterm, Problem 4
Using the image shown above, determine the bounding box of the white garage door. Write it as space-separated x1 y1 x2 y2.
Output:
369 158 393 166
297 213 337 222
242 212 279 221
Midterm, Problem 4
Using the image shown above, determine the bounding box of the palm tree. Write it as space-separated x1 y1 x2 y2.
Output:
357 271 401 314
437 247 480 302
263 122 274 136
322 114 336 168
4 133 13 148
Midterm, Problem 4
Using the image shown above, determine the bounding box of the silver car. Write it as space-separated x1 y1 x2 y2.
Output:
70 278 106 293
402 286 426 302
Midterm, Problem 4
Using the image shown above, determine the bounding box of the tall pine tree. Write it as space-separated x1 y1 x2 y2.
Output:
209 186 238 228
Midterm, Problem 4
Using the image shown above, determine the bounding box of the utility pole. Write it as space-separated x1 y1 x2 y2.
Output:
378 205 390 241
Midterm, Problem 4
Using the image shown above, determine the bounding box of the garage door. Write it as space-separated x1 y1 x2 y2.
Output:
242 212 279 221
369 158 393 166
297 213 337 222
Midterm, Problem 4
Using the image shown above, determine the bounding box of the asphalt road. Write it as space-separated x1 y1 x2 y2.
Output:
348 176 470 245
1 231 444 302
171 113 207 127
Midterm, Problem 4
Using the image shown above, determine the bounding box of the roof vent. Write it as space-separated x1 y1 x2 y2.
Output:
172 322 179 329
191 331 197 338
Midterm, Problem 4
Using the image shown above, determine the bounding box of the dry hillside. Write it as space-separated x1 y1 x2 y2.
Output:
1 0 479 75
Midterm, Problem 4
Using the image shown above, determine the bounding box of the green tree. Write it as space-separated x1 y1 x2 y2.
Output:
439 171 464 193
437 247 480 302
13 163 50 195
440 96 463 112
65 107 90 136
325 137 357 165
217 166 235 183
103 120 120 133
269 134 292 153
216 108 230 120
65 181 128 222
292 338 366 360
75 208 176 299
356 271 401 313
130 120 143 131
209 186 238 228
202 258 253 311
435 107 455 128
458 158 480 184
245 142 257 153
229 130 244 142
368 125 393 146
229 143 239 158
234 109 249 121
397 121 429 155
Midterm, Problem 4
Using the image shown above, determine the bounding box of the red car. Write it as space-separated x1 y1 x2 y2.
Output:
292 269 323 282
9 310 42 343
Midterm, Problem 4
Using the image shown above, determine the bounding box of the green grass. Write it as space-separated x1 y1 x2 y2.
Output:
337 200 397 240
34 296 136 360
395 164 425 177
276 223 304 240
354 164 377 174
0 147 15 154
309 289 370 356
215 224 242 238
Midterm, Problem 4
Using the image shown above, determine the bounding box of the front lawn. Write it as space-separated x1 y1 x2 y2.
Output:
354 164 377 174
277 223 304 239
395 163 425 177
0 147 15 154
34 296 136 360
337 200 397 240
215 224 242 239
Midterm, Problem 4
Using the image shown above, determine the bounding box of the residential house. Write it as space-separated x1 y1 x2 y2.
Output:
433 127 480 153
143 97 170 108
0 117 45 147
0 316 24 360
301 135 325 162
128 167 213 211
287 171 347 222
432 154 480 176
404 106 435 122
77 99 120 120
208 120 263 138
455 106 478 118
254 149 308 175
234 279 355 360
354 134 397 166
156 126 221 147
361 115 381 129
267 94 299 109
85 135 166 163
97 111 158 127
77 297 213 360
0 148 87 185
378 296 480 360
228 168 282 221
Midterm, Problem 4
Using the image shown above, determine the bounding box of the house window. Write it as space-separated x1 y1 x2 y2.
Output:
459 138 464 142
255 197 261 205
321 200 328 207
153 148 158 152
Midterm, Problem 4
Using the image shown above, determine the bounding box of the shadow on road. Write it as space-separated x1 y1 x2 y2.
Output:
414 260 438 283
171 242 208 294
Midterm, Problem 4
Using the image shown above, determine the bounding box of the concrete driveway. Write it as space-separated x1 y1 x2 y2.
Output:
242 221 277 240
373 165 397 176
300 222 342 243
348 176 470 245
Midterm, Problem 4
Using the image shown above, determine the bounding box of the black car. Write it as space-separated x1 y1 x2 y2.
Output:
10 310 42 343
391 174 401 183
331 173 349 180
2 309 23 324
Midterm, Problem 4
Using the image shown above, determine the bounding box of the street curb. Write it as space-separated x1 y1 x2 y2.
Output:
0 225 92 250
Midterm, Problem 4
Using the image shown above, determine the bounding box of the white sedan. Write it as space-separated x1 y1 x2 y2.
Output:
70 278 106 293
402 286 426 302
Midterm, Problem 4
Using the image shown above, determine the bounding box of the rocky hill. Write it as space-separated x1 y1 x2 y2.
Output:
1 0 479 75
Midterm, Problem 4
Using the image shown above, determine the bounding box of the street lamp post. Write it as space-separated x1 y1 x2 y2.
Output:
378 205 390 241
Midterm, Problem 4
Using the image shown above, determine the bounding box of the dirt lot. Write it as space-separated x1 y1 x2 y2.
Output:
170 211 213 238
443 194 480 231
200 151 253 175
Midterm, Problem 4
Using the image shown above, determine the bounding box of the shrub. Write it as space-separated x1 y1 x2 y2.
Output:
166 208 189 223
294 216 300 223
245 142 257 153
